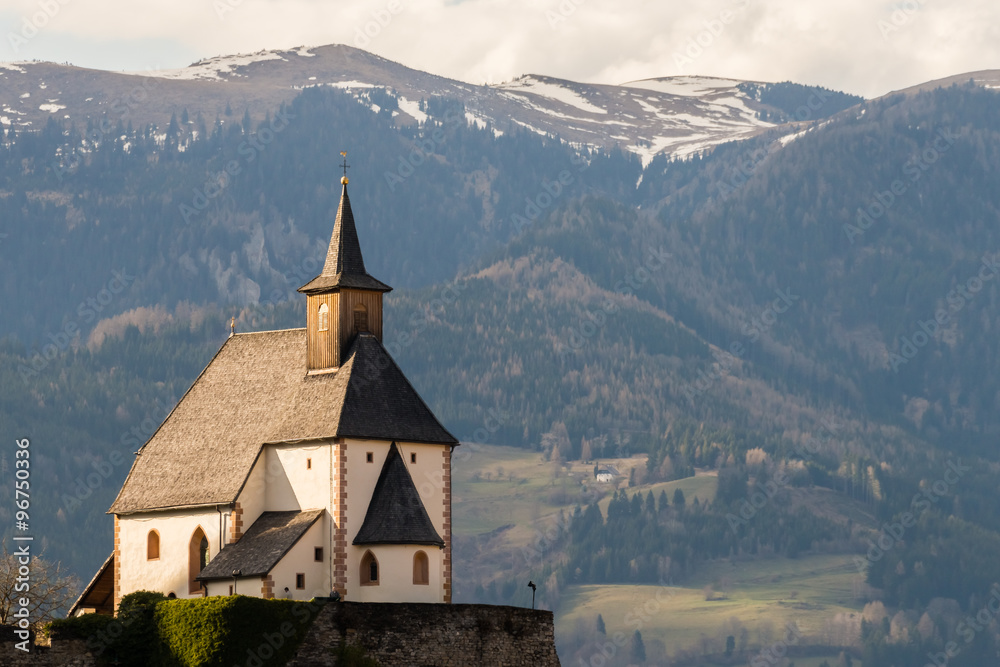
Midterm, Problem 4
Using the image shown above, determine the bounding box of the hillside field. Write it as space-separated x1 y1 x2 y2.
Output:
558 554 865 665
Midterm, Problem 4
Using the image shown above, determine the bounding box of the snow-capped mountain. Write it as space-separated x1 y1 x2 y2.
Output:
0 43 933 164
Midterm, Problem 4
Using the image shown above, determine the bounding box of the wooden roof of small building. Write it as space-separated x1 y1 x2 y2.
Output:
197 510 323 581
67 552 115 616
109 330 457 515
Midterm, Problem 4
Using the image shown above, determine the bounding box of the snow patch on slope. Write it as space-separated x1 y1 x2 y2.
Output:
621 76 748 97
499 76 607 115
330 80 379 89
396 97 428 124
143 50 287 81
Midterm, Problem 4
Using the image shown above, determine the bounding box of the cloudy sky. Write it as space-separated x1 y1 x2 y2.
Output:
1 0 997 98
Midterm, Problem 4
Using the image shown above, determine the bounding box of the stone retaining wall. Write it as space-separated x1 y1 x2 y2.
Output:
288 602 561 666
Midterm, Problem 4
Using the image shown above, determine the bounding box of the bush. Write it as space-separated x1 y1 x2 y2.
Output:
155 595 323 667
114 590 167 666
50 594 322 667
47 612 115 641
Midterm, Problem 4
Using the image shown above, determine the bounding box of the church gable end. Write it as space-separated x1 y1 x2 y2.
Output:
354 443 444 547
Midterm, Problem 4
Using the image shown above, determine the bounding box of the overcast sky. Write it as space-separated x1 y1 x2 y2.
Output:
1 0 997 98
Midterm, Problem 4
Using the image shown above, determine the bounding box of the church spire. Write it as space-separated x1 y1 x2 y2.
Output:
322 182 368 279
298 177 391 295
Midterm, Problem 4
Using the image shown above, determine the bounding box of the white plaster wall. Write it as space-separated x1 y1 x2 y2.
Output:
349 544 443 603
238 441 332 534
342 440 448 602
237 449 268 536
201 518 329 600
264 443 332 511
118 508 223 599
267 518 330 600
205 578 257 597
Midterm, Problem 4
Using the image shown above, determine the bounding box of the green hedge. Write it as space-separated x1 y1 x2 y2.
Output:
157 596 323 667
48 594 324 667
48 612 116 641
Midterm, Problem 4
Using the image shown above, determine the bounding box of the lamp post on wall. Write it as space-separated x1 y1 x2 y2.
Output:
527 581 536 610
233 569 242 595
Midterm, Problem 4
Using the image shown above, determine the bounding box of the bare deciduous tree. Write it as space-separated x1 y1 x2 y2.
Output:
0 545 80 627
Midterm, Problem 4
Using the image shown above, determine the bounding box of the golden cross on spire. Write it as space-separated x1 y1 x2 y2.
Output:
340 151 350 184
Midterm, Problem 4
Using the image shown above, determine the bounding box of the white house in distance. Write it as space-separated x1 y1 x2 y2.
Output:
70 172 458 615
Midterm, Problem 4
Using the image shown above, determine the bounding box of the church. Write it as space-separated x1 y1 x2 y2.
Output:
70 171 458 615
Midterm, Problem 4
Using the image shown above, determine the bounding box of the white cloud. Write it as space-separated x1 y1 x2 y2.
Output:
1 0 998 97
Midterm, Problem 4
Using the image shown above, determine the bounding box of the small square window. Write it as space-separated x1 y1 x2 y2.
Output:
366 452 374 463
296 573 305 590
306 458 312 470
410 453 417 464
314 547 323 562
229 585 234 596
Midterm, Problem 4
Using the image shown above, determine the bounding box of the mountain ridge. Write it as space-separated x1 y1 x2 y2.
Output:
1 43 866 163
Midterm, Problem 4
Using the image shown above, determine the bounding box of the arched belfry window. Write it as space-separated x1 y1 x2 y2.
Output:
361 550 379 586
318 303 330 332
413 551 429 585
147 530 160 560
189 527 209 594
353 304 368 333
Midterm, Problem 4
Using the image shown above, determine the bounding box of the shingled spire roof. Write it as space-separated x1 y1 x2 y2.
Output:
353 442 445 547
298 182 392 294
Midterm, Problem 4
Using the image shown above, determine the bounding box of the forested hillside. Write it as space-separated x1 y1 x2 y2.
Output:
4 72 1000 664
0 85 640 344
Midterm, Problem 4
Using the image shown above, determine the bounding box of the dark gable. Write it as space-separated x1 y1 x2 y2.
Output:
353 443 444 547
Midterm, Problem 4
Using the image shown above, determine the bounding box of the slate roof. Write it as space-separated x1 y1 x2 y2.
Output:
353 442 444 547
298 184 392 294
196 510 323 581
109 330 457 515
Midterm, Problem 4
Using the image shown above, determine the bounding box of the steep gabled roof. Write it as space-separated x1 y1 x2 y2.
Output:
353 442 444 547
196 510 323 581
67 552 115 617
298 184 392 294
108 330 457 515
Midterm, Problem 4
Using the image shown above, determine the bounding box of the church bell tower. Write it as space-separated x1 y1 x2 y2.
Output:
298 161 392 373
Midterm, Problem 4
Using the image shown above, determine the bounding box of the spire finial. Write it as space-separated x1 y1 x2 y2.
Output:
340 151 350 185
230 316 236 337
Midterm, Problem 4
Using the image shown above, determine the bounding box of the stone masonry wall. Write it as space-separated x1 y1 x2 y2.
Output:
2 602 560 666
0 637 95 667
288 602 561 666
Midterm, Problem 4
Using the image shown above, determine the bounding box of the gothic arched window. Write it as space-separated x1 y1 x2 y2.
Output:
361 550 379 586
147 530 160 560
189 527 209 594
413 551 429 585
